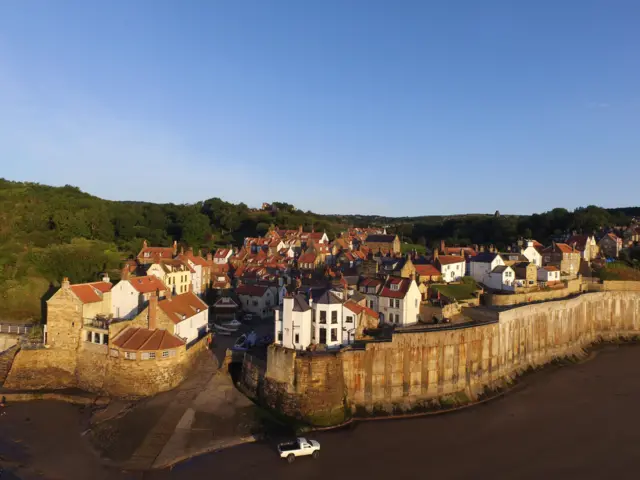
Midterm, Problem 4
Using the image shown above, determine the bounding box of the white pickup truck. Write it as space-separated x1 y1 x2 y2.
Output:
277 437 321 463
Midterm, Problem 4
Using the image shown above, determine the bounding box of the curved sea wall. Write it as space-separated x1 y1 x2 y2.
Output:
248 291 640 426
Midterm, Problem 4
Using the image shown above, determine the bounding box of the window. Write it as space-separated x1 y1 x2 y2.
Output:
320 311 327 324
319 328 327 344
295 333 299 344
125 351 136 360
391 284 399 291
369 300 374 309
252 300 258 307
331 328 337 342
346 315 353 323
277 331 283 342
331 311 338 324
86 331 92 342
162 350 169 358
149 352 156 359
395 299 400 309
103 334 109 345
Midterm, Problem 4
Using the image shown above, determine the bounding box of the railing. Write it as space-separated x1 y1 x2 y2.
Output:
0 323 33 335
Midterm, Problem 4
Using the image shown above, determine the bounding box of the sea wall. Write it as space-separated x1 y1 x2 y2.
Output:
4 335 211 397
256 291 640 425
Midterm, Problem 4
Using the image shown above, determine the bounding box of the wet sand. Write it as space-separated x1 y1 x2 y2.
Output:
3 344 640 479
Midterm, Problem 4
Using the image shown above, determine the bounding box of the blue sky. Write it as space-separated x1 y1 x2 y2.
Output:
1 1 638 216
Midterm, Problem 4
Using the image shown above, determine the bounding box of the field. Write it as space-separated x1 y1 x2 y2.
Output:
430 279 478 300
596 262 640 281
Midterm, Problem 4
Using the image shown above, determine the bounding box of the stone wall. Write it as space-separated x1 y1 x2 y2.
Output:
4 335 211 397
256 291 640 425
484 279 584 306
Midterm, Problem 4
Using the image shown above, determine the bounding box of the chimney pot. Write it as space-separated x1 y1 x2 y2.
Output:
62 277 70 289
149 293 158 330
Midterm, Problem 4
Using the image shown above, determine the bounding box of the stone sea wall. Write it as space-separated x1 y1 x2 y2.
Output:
255 291 640 425
4 335 210 397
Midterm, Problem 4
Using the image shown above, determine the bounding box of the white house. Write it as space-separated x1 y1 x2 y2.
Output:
213 248 233 264
236 284 277 319
484 265 516 291
275 294 313 350
469 253 505 284
521 241 543 268
537 266 561 284
435 255 466 283
158 291 209 344
377 277 421 326
111 275 168 319
274 290 379 351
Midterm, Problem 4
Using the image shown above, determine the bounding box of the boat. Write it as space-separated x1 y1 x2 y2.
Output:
222 319 242 329
212 323 236 335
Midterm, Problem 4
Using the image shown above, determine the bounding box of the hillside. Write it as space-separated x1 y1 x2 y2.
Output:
0 178 636 322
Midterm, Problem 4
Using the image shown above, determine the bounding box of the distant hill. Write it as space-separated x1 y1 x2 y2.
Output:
0 178 636 321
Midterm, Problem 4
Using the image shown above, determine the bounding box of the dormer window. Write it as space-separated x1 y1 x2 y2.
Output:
391 284 399 291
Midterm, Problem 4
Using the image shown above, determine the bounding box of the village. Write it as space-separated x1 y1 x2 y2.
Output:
1 218 632 395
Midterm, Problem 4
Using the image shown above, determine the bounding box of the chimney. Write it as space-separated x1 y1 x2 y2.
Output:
308 291 313 308
206 252 213 262
61 277 70 289
188 282 193 293
121 265 130 280
433 249 439 261
143 240 148 249
180 246 185 255
102 273 110 283
299 225 303 233
173 240 178 256
440 240 445 253
474 244 479 252
149 293 158 330
166 286 172 300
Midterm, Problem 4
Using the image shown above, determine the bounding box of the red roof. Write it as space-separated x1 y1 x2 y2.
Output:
158 292 207 324
298 252 317 264
129 276 168 294
543 266 559 272
360 278 383 287
415 264 441 277
379 277 411 299
436 255 465 266
69 281 112 304
236 284 269 297
214 248 231 259
112 327 184 351
543 243 575 254
138 247 174 260
343 300 379 319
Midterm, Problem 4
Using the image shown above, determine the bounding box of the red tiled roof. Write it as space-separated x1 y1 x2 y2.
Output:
544 243 575 254
360 278 383 287
214 248 231 259
112 327 184 351
543 266 559 272
69 281 112 304
298 252 317 264
436 255 465 266
379 277 411 299
158 292 208 324
415 264 441 277
343 300 379 319
129 276 168 294
236 284 269 297
138 247 174 259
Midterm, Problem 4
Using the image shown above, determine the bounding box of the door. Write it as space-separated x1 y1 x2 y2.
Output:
319 328 327 344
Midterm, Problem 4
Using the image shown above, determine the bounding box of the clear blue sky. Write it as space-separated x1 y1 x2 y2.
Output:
1 1 638 216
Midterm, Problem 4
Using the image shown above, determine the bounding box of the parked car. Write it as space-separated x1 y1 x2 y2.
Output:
277 437 320 463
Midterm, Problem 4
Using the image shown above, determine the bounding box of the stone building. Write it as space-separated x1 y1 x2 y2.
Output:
598 233 623 259
363 234 401 255
513 262 537 287
542 243 581 278
137 240 178 264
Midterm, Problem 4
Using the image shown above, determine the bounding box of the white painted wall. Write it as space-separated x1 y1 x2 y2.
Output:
470 256 505 283
111 281 140 319
441 261 466 283
314 303 344 348
521 245 542 268
239 287 277 318
174 308 208 344
276 297 313 350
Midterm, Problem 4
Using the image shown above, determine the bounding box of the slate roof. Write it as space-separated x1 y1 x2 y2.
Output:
313 289 343 305
292 294 311 312
492 265 510 274
365 234 396 243
470 252 500 263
